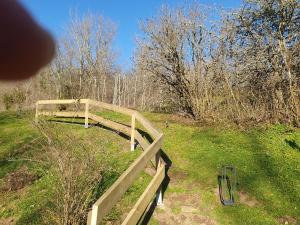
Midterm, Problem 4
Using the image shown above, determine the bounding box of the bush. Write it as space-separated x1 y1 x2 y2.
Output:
2 88 26 111
2 93 14 110
36 121 110 225
13 89 26 111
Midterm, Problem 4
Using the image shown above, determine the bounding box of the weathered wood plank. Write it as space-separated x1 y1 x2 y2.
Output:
35 102 39 123
37 99 87 105
121 164 165 225
89 100 161 140
134 131 150 150
89 113 132 135
89 134 163 225
85 100 89 128
134 112 161 139
38 99 161 138
90 113 149 150
87 211 92 225
89 99 134 116
38 111 85 118
38 110 149 150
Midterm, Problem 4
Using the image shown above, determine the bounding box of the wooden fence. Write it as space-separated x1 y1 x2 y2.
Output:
35 99 165 225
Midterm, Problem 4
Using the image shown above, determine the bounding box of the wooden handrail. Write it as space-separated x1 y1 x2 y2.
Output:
121 163 165 225
35 99 165 225
36 99 87 104
89 134 163 224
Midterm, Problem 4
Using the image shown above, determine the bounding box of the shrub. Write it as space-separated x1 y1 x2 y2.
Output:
13 89 26 111
36 121 110 225
2 93 14 110
2 88 26 111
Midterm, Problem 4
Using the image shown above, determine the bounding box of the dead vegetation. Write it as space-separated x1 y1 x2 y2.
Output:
0 166 38 192
1 0 299 126
36 121 111 225
136 1 300 124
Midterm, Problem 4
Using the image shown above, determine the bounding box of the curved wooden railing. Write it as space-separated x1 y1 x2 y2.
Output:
35 99 165 225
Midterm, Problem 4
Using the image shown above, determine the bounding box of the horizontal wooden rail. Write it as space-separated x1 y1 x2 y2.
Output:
37 99 87 105
89 134 163 224
38 111 150 150
38 111 85 118
89 113 132 135
121 164 165 225
35 99 166 225
36 99 160 138
134 113 161 139
89 113 150 150
89 99 135 116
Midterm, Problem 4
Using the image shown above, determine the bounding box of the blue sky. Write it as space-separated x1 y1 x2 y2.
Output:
20 0 242 70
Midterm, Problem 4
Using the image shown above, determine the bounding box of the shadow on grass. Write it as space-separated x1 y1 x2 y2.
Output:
190 128 300 224
47 118 172 224
251 134 299 205
49 118 162 150
48 118 131 141
284 139 300 152
137 128 154 143
230 132 300 223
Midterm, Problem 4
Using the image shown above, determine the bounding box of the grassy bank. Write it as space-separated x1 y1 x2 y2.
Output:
0 111 299 224
0 111 148 224
143 112 300 225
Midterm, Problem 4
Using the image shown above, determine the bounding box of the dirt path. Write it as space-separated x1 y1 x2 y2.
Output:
152 170 217 225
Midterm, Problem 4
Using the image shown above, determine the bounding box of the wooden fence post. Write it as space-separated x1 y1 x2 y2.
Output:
131 113 136 151
155 151 163 206
35 102 39 123
85 100 89 128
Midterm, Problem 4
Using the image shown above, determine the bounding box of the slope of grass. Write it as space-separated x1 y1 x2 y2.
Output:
143 112 300 225
1 111 299 224
0 111 146 224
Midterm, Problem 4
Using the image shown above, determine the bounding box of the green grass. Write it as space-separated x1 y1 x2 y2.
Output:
0 111 144 224
94 109 131 125
144 112 300 225
1 111 299 224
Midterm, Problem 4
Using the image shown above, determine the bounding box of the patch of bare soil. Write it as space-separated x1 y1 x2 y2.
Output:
168 169 188 181
213 187 259 207
153 192 216 225
238 191 259 207
278 216 298 225
0 217 14 225
153 170 216 225
0 166 38 191
169 114 196 126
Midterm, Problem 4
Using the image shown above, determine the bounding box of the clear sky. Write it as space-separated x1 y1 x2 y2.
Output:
20 0 242 70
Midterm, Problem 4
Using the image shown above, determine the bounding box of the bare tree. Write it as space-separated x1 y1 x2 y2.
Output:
135 4 221 119
1 1 299 126
231 0 300 122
